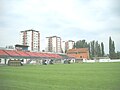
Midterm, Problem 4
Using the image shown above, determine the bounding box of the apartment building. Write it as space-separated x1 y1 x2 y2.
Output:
61 41 66 53
20 29 40 52
62 40 75 53
66 40 75 50
46 36 61 53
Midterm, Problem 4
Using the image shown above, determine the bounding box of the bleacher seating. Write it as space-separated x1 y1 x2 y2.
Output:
0 50 9 56
4 50 20 56
43 53 52 58
0 49 68 59
15 51 30 57
25 51 38 57
50 54 62 59
34 52 45 58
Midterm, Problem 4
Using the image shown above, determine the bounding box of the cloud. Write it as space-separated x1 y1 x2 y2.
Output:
0 0 120 53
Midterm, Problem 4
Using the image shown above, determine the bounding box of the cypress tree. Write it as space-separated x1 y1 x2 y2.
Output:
101 42 104 57
98 44 101 57
109 37 112 59
109 37 116 59
91 41 95 57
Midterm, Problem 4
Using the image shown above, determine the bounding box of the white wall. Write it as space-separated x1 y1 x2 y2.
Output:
68 41 74 49
62 41 66 53
83 59 95 63
109 59 120 62
83 59 120 63
52 37 57 52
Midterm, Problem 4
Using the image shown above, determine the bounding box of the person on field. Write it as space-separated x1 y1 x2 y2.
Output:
44 60 47 65
49 59 53 64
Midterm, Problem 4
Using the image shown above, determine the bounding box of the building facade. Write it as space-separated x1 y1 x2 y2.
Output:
61 40 75 53
46 36 61 53
67 48 89 59
20 29 40 52
61 41 66 53
66 40 75 50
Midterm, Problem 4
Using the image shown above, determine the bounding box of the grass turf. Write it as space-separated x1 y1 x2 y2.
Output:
0 63 120 90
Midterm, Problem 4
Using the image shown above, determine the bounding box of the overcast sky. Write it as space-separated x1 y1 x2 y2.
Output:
0 0 120 53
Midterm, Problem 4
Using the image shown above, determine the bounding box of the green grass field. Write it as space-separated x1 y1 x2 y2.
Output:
0 63 120 90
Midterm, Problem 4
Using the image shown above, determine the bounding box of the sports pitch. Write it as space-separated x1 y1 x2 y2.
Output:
0 63 120 90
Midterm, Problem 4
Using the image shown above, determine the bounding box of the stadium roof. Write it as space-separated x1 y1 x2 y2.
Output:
0 49 65 59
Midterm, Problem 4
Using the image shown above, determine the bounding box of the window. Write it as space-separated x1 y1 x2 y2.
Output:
80 56 82 58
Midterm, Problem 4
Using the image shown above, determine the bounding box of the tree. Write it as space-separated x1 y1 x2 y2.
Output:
95 41 99 57
116 51 120 59
98 44 101 57
109 37 112 59
89 40 104 59
112 41 116 58
94 41 102 57
101 42 104 57
75 40 88 48
74 39 105 59
109 37 116 59
90 40 95 57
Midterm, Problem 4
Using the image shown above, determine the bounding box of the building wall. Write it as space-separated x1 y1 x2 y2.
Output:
68 41 74 49
57 37 61 53
61 40 75 53
20 29 40 52
67 48 89 59
62 41 66 53
46 36 61 53
53 37 57 52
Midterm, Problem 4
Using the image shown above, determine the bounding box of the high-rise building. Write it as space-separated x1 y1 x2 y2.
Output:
61 41 66 53
61 40 75 53
20 29 40 52
66 40 75 50
46 36 61 53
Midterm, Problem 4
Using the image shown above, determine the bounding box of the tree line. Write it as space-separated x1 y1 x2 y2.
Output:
73 36 120 59
109 37 120 59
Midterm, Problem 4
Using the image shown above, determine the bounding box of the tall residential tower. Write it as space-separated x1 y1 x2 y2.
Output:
20 29 40 52
62 40 75 53
46 36 61 53
66 40 75 50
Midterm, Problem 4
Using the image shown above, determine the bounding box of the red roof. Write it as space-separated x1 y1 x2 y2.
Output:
42 53 52 58
25 51 38 57
16 51 29 57
0 49 62 59
67 48 89 53
0 50 9 56
4 50 20 56
48 53 62 59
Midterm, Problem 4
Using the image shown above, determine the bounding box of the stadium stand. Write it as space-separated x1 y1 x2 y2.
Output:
42 53 52 58
0 49 71 65
25 51 39 57
15 51 30 57
0 49 63 59
58 54 69 59
0 50 9 57
4 50 20 57
52 54 62 59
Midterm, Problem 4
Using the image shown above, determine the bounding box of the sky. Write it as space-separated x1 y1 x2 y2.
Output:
0 0 120 53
